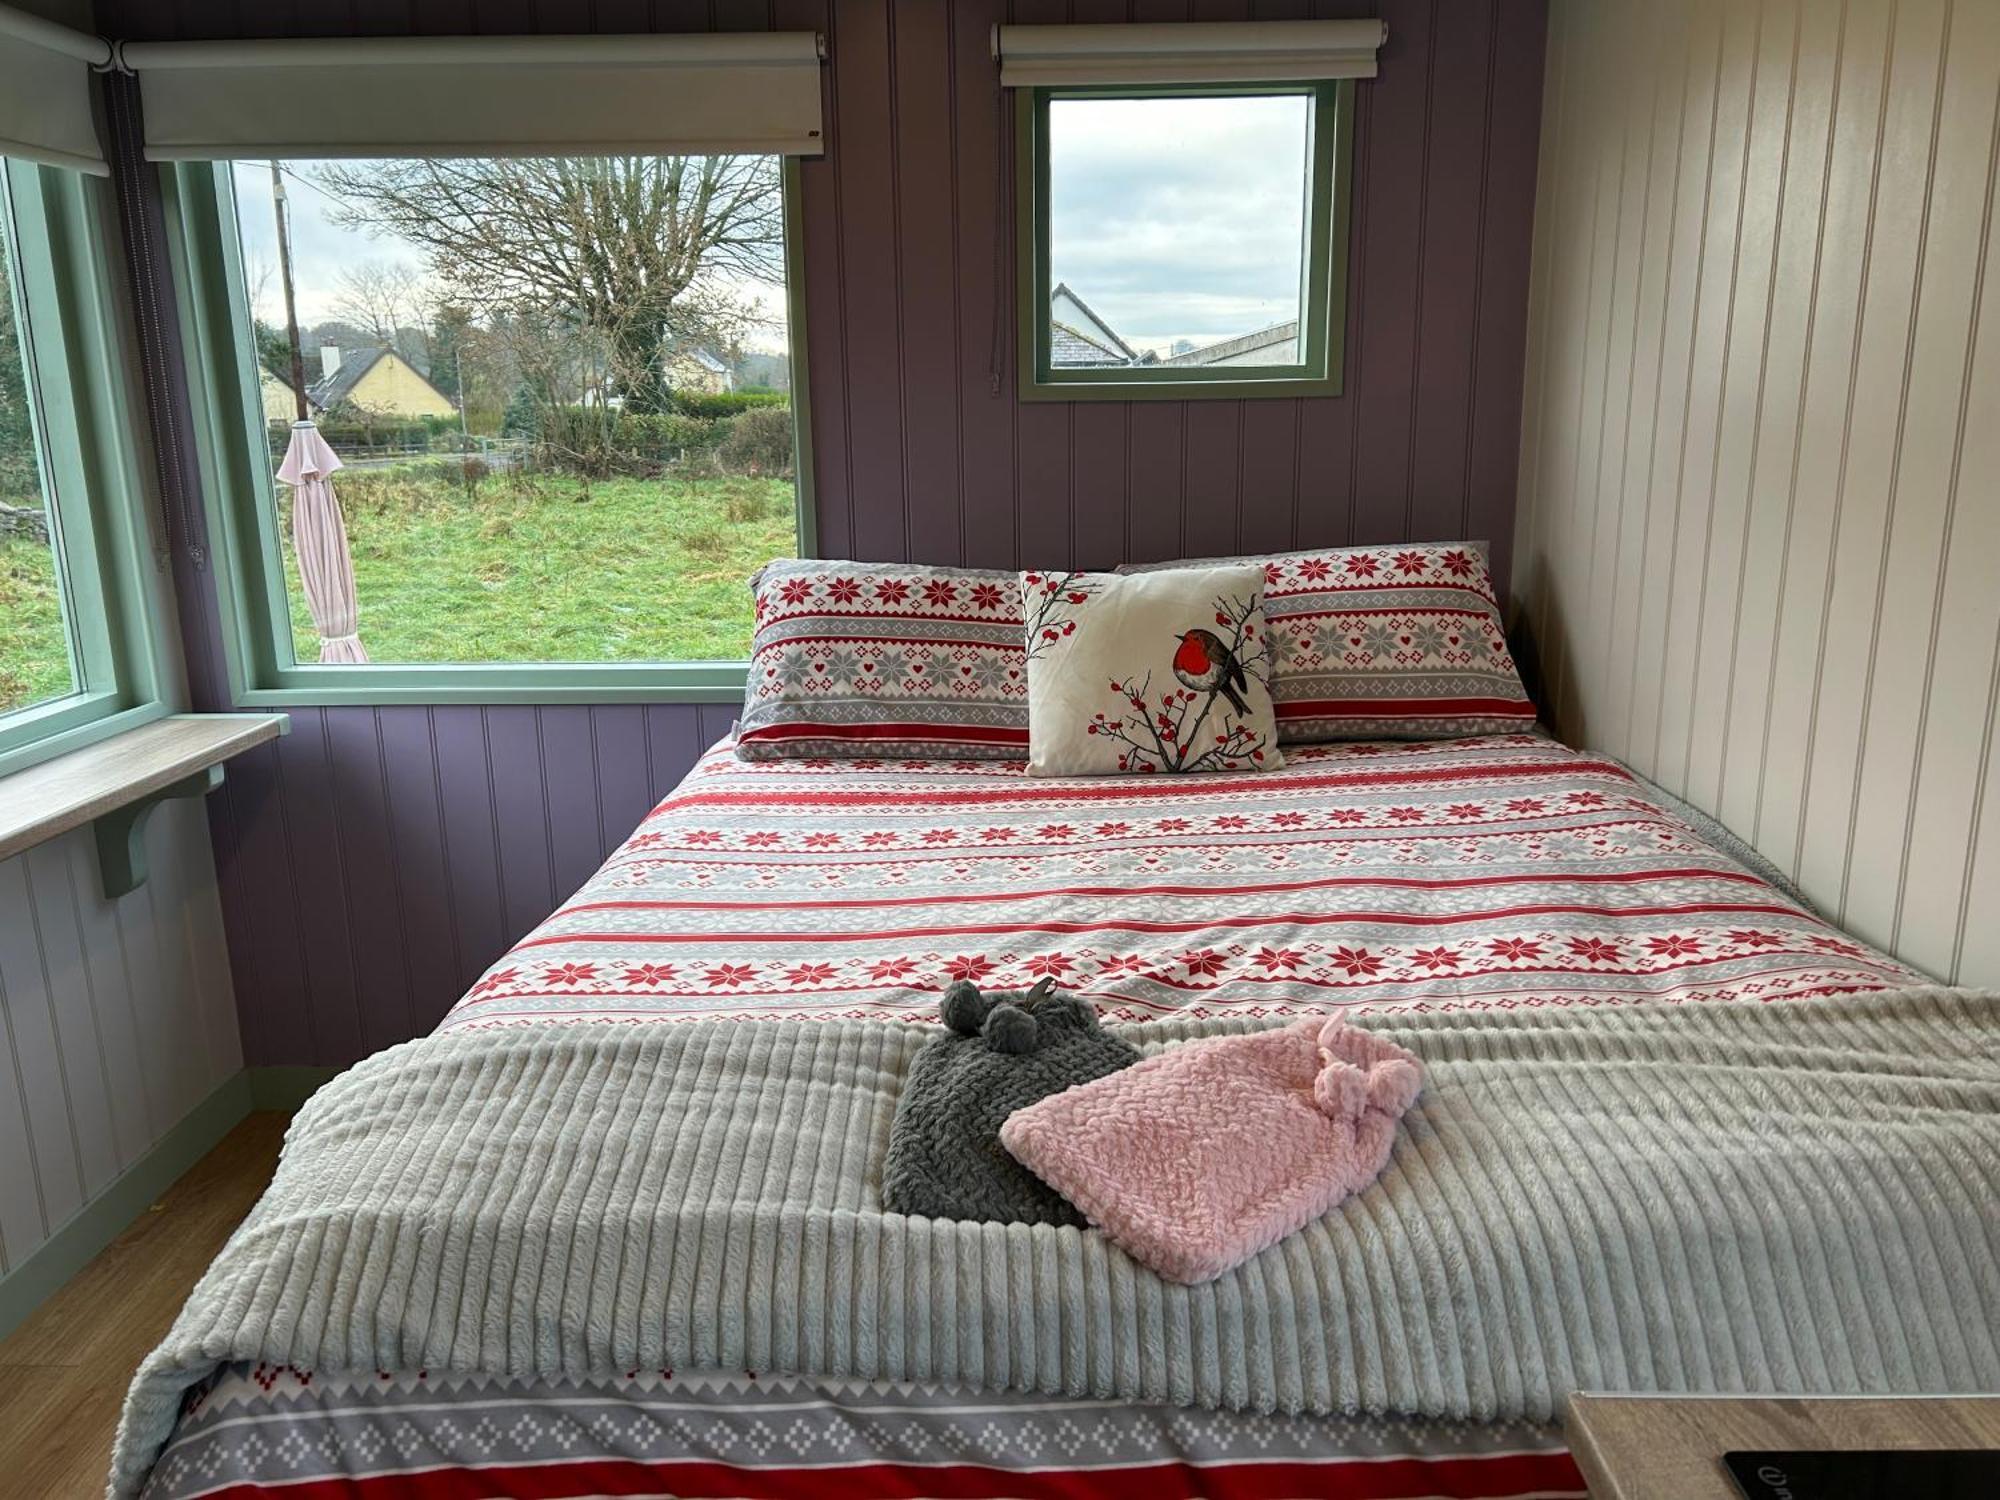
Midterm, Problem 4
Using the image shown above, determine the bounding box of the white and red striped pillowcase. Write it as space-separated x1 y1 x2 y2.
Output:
1122 542 1536 743
737 558 1030 760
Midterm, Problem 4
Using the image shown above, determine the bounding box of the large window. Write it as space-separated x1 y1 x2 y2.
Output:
0 159 168 771
170 151 810 704
1016 83 1352 401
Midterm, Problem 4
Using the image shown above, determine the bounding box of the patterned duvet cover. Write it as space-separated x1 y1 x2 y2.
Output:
443 732 1914 1030
136 733 1916 1499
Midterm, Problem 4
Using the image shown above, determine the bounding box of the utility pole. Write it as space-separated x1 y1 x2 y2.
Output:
270 161 309 422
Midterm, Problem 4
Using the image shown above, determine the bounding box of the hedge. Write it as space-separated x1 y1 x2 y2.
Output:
666 389 788 420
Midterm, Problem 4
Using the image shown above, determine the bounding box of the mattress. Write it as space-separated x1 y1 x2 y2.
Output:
131 733 1919 1499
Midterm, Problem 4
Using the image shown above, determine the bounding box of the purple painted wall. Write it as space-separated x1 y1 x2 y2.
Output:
99 0 1547 1065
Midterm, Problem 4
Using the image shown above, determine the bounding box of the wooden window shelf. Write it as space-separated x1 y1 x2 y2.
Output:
0 712 288 896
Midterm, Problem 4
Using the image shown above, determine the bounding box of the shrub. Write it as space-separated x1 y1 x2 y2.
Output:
304 419 436 453
616 410 720 461
716 405 796 478
667 389 788 420
501 383 539 438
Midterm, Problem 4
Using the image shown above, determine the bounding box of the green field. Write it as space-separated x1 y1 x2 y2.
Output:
0 521 71 713
0 470 797 710
279 468 796 665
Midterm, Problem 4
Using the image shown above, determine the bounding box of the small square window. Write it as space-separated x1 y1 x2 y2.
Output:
1017 82 1352 401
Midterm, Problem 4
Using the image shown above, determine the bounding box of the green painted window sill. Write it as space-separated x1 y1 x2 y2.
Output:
230 661 751 707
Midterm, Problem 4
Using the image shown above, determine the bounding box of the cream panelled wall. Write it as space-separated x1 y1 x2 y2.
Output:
0 803 241 1278
1514 0 2000 985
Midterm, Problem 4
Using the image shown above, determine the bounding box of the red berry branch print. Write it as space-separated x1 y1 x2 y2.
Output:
1086 591 1274 773
1023 571 1099 659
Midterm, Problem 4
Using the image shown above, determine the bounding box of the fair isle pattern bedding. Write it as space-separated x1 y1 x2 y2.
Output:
139 1366 1584 1500
442 733 1917 1032
736 557 1030 760
1122 543 1536 741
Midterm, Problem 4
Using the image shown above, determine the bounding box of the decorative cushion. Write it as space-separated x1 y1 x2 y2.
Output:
1121 543 1535 742
1001 1018 1423 1284
880 979 1141 1227
1020 564 1283 777
737 558 1028 760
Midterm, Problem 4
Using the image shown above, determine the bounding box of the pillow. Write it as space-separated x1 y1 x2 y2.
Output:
1120 543 1534 742
737 558 1027 760
1021 564 1283 777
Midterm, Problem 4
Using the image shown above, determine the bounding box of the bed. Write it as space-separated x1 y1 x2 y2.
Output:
123 731 1984 1500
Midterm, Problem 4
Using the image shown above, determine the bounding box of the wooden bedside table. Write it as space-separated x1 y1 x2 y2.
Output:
1563 1393 2000 1500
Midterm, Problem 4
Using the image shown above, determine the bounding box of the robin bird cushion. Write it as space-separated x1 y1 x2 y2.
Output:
1018 564 1284 777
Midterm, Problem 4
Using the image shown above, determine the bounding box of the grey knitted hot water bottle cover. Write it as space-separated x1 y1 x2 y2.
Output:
881 979 1140 1226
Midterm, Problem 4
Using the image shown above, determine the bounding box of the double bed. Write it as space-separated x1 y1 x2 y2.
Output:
121 731 1985 1500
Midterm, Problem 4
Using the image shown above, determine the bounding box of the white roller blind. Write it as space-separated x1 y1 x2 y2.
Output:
121 31 826 161
0 3 110 175
994 19 1386 87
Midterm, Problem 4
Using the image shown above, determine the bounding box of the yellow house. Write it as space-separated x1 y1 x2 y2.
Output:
258 368 301 422
665 343 733 396
307 345 456 421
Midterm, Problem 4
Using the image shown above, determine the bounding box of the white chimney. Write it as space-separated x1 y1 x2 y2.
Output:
319 345 341 381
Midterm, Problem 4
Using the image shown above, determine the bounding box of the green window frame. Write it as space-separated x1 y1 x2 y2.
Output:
1016 80 1354 403
0 159 174 778
160 157 817 709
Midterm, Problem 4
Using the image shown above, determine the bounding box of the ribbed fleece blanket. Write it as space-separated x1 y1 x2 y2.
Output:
110 988 2000 1496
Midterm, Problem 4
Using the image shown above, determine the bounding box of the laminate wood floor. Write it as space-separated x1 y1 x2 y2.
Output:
0 1112 285 1499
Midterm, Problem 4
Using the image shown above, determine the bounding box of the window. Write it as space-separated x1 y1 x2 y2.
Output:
1016 83 1352 401
166 152 812 705
0 159 169 773
0 188 71 717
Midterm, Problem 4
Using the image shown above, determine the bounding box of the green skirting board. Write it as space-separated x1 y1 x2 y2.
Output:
0 1065 339 1345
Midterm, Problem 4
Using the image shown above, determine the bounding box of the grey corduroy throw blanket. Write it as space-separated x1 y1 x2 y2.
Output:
111 987 2000 1496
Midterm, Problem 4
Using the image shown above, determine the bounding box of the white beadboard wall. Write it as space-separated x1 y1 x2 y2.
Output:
0 799 241 1276
1514 0 2000 985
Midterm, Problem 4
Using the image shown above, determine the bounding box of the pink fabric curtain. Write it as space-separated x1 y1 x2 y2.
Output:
275 422 368 664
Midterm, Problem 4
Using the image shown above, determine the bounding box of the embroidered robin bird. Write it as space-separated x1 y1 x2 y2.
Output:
1172 628 1252 716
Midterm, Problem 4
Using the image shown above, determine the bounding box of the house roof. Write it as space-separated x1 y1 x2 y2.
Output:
307 347 391 410
678 346 729 374
1160 319 1300 366
307 346 451 411
1048 282 1138 366
1050 319 1128 366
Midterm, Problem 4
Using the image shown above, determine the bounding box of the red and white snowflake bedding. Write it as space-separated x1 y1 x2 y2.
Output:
131 733 1920 1500
443 732 1917 1032
140 1365 1587 1500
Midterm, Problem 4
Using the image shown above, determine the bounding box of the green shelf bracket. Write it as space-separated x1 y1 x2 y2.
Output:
93 762 225 899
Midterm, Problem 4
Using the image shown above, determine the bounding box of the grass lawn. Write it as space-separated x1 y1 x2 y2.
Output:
0 521 73 714
0 470 797 712
280 467 797 664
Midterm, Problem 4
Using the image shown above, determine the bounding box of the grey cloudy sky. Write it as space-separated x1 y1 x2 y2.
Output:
232 162 404 328
1048 94 1310 357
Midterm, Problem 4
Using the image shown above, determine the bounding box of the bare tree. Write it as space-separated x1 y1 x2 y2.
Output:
311 156 781 411
331 260 436 372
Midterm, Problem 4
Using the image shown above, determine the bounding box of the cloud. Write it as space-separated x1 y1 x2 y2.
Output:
232 161 423 328
1047 94 1311 353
